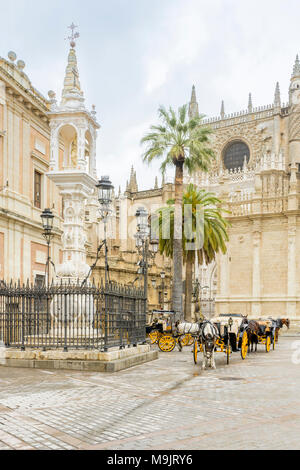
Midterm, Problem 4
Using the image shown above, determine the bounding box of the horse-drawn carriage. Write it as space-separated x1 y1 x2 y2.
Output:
146 310 193 352
176 314 248 369
212 314 249 361
192 314 249 367
247 318 289 353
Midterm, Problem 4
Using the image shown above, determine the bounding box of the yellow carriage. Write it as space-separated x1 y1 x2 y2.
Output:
193 314 249 365
146 310 193 352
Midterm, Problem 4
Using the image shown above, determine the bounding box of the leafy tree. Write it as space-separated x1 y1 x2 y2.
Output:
141 105 214 315
155 184 230 321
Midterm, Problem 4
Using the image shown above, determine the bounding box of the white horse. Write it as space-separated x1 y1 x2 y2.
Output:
200 321 219 370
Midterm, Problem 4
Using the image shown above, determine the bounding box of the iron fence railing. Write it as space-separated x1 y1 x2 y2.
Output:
0 280 146 351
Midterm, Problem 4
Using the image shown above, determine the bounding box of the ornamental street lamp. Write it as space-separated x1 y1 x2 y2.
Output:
96 176 114 287
135 207 158 314
41 208 54 288
96 176 114 352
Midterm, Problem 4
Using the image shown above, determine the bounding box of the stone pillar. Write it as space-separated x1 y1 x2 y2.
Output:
287 217 297 317
272 115 281 156
49 124 59 171
89 135 97 179
288 164 298 211
252 220 262 317
77 127 87 171
47 172 97 283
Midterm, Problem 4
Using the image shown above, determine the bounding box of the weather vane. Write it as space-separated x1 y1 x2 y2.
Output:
67 23 80 48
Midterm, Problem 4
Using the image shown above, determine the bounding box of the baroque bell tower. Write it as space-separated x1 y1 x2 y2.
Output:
47 24 99 282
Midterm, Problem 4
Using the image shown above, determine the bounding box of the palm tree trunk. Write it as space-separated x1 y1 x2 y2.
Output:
185 251 193 322
172 162 183 318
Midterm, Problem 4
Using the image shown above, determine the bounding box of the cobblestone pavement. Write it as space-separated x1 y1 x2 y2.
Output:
0 337 299 450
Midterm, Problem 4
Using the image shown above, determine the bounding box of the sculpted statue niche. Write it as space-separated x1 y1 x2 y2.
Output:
57 125 79 170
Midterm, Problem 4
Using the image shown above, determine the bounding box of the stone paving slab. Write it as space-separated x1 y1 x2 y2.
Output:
0 337 299 450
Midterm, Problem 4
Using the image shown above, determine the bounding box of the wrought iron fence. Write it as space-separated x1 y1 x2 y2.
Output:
0 280 146 351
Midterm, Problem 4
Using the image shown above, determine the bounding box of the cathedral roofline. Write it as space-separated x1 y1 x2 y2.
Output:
0 54 50 114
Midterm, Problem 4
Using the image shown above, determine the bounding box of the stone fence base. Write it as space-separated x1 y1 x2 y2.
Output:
0 345 158 373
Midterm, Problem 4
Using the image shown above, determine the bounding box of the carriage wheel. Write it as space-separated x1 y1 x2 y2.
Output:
193 340 198 365
266 336 271 353
272 335 276 350
158 335 176 353
240 332 248 360
148 331 160 344
181 334 194 347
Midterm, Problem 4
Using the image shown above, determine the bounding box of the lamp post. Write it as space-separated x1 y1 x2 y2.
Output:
160 271 166 311
135 207 158 315
40 208 54 288
96 176 114 289
95 176 114 352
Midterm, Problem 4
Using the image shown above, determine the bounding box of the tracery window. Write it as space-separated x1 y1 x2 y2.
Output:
223 141 250 171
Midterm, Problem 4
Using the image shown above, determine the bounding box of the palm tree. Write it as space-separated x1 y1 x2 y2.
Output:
141 105 214 316
156 184 230 321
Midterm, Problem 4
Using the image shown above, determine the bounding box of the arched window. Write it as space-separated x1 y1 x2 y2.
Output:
223 140 250 171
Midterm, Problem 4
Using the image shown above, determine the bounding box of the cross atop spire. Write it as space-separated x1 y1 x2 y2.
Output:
292 54 300 78
67 23 80 49
60 25 84 109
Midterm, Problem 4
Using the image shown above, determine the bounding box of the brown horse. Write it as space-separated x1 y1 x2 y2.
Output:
274 318 290 342
246 320 272 353
246 320 261 353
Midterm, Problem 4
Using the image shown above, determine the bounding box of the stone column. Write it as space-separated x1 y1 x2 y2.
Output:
89 131 98 179
287 217 297 317
252 220 262 317
57 190 88 281
77 127 87 171
47 172 97 283
49 124 59 171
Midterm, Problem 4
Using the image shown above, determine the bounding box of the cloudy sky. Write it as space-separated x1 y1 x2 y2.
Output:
1 0 300 190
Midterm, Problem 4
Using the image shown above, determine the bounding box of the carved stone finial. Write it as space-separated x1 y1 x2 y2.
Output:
8 51 17 62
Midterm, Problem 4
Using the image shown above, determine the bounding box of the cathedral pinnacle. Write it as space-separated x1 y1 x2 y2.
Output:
189 85 199 119
292 54 300 78
220 100 225 119
248 93 253 113
127 166 138 193
274 82 281 107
